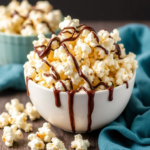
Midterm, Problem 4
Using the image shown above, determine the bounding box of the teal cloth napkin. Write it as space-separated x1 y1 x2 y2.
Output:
0 64 26 92
98 24 150 150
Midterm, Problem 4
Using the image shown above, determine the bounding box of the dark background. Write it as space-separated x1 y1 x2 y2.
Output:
1 0 150 20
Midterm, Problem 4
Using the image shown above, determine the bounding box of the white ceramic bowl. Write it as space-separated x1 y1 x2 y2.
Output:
24 71 135 133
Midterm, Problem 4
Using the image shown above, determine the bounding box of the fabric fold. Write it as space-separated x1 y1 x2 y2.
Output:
98 24 150 150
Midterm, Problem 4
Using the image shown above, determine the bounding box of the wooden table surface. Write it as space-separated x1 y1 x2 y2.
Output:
0 21 150 150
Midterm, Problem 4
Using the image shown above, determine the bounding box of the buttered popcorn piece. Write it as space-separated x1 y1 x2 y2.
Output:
0 113 10 128
5 99 24 115
28 134 45 150
46 137 66 150
71 134 90 150
36 123 55 142
24 102 40 121
9 113 32 132
24 16 138 92
2 125 23 147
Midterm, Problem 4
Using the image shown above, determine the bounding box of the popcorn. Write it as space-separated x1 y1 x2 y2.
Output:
70 72 82 85
24 16 138 92
93 61 109 78
110 29 121 43
82 65 94 83
36 123 55 142
0 0 62 35
98 30 115 52
2 125 23 147
104 54 114 66
59 15 79 30
25 67 37 79
0 113 10 128
102 76 114 87
84 31 98 47
28 134 45 150
71 134 90 150
7 0 20 11
21 25 36 36
46 137 66 150
29 10 44 25
36 1 53 12
36 22 50 34
5 99 24 115
75 39 92 58
55 80 70 91
9 113 33 132
24 102 40 121
115 68 130 85
46 10 62 31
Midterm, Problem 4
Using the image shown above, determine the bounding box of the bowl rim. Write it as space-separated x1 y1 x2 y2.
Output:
0 30 60 38
25 69 136 96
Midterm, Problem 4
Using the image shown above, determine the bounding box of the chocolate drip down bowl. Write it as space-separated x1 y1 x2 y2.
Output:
24 70 135 133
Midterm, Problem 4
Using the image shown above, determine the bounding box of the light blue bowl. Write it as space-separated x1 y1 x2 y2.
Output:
0 30 60 65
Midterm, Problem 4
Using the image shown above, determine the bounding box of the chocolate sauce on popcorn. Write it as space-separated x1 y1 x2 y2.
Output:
11 10 26 19
26 24 128 133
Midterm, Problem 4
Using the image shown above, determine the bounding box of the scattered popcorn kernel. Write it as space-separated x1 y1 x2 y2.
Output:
24 102 40 121
36 123 55 143
9 113 32 132
71 134 90 150
0 113 10 128
46 137 66 150
5 99 24 115
2 125 22 147
28 134 45 150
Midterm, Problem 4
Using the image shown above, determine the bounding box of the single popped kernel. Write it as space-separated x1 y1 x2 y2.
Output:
28 134 45 150
36 123 55 143
71 134 90 150
2 125 23 147
9 113 32 132
24 102 40 121
0 112 10 128
5 99 24 115
46 137 66 150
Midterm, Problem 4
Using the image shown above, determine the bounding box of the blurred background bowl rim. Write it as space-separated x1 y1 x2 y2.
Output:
0 30 60 38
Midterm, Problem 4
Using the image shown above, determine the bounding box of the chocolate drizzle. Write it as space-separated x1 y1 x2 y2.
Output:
11 10 26 19
67 91 76 133
42 59 60 80
76 87 95 132
26 77 32 96
59 26 99 44
124 81 129 89
53 88 61 107
108 87 114 101
114 43 122 59
96 45 109 55
30 23 128 132
34 37 60 58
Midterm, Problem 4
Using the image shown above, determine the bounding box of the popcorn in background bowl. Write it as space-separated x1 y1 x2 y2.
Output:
0 0 63 65
0 0 62 35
